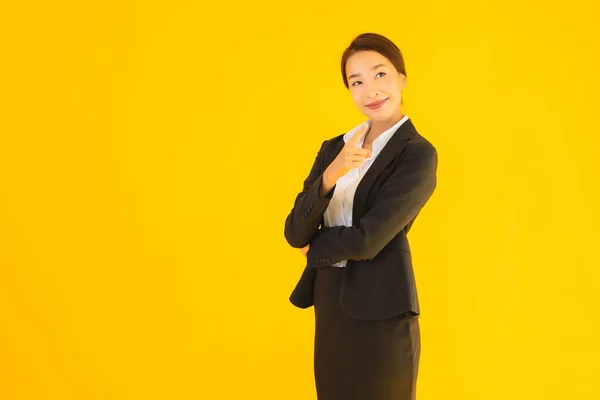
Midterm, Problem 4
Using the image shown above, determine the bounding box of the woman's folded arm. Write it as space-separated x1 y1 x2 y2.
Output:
306 144 438 265
284 140 336 248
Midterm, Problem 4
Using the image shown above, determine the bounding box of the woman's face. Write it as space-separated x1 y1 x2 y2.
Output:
345 50 406 123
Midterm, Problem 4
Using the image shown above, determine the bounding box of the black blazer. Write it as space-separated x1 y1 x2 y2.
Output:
284 118 438 320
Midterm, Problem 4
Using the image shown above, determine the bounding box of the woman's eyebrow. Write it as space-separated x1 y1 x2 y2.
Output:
348 63 386 80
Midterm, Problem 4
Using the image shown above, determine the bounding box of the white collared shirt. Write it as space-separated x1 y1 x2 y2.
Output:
323 115 410 267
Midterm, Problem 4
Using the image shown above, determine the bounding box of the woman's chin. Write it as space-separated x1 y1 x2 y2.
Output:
366 112 394 123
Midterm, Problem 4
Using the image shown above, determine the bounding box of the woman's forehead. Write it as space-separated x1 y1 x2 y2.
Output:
346 51 392 75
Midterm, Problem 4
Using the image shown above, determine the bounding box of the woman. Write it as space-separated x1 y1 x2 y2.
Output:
284 33 438 399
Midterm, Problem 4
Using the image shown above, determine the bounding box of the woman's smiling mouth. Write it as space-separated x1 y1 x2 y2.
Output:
366 98 388 110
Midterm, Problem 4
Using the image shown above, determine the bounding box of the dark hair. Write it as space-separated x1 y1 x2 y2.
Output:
340 33 407 90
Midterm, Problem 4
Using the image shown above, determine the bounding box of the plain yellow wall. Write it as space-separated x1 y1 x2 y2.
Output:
1 1 599 399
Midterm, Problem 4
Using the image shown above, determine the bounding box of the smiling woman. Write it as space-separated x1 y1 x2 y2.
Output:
342 34 408 141
284 33 438 400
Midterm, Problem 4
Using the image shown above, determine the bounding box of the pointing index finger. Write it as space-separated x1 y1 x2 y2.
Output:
347 122 370 147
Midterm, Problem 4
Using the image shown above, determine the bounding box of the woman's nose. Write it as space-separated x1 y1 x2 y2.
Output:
366 85 381 98
368 90 380 99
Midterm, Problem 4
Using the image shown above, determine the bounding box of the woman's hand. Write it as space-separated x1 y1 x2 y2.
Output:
300 244 309 257
323 123 371 188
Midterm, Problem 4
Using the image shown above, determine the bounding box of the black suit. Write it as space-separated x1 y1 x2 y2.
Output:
285 118 438 320
284 118 437 399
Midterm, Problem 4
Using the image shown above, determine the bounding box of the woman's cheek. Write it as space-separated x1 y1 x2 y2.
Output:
351 90 363 107
381 80 395 95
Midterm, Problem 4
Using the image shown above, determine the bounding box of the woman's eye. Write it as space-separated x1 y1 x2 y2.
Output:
376 72 386 78
351 80 362 86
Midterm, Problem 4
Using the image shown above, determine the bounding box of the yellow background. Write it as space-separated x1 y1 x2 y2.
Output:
1 1 599 399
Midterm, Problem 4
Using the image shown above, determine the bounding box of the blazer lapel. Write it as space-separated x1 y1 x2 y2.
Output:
352 119 417 221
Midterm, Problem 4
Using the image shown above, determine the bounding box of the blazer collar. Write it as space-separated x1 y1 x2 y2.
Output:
351 117 417 220
342 114 409 156
325 118 417 222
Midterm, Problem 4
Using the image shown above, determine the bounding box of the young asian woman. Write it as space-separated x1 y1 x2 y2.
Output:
284 33 438 400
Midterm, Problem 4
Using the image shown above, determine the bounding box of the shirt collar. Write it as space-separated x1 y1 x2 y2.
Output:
343 115 410 155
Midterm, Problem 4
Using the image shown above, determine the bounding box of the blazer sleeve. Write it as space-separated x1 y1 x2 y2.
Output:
284 140 336 248
306 142 438 266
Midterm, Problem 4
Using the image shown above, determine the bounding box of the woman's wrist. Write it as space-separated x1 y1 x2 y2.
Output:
321 168 337 197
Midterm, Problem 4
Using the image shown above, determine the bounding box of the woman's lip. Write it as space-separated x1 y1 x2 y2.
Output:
366 98 388 109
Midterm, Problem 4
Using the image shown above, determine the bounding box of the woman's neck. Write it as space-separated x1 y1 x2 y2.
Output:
366 113 406 143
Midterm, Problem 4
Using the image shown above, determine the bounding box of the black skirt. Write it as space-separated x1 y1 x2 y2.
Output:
313 266 421 400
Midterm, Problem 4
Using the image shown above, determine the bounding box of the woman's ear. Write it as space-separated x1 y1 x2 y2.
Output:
399 74 407 90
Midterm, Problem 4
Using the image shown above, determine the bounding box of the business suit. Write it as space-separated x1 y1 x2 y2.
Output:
284 118 437 399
